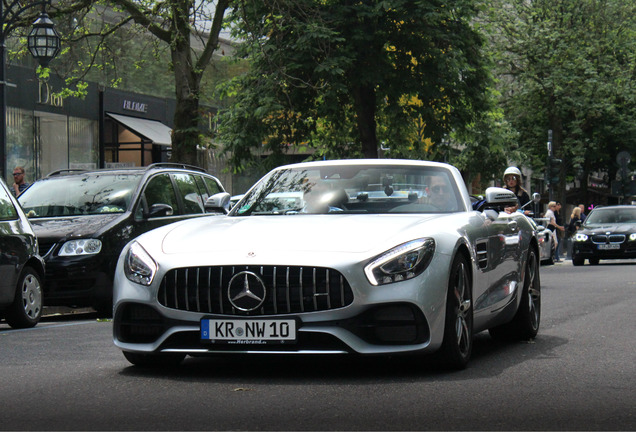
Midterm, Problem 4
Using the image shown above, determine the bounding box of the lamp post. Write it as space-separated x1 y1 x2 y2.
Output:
1 0 60 179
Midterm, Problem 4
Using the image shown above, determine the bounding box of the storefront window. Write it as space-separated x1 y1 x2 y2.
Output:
37 111 68 179
69 117 99 170
6 107 35 186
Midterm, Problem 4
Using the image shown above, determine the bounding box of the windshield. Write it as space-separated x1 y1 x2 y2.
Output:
231 164 464 216
18 173 142 218
585 207 636 225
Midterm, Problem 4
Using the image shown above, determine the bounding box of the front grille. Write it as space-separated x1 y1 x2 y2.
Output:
158 265 354 315
592 234 625 244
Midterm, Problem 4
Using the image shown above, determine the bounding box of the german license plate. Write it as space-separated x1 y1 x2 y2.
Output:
598 244 620 250
201 318 297 344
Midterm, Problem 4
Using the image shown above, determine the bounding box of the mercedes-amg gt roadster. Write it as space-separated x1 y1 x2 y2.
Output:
113 159 541 369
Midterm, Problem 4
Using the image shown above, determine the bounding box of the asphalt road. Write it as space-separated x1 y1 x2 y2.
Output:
1 260 634 431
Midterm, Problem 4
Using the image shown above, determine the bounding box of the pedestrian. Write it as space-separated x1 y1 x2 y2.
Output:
553 201 566 261
578 204 586 223
12 166 29 197
566 207 583 259
502 166 531 214
545 201 564 262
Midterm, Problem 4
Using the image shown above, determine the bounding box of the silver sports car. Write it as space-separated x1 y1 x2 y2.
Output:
113 159 541 369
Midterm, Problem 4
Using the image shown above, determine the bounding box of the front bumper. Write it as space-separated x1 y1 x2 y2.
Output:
572 242 636 260
43 254 114 307
113 301 433 355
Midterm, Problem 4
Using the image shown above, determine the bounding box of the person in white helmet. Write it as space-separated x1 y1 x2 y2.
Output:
503 166 531 214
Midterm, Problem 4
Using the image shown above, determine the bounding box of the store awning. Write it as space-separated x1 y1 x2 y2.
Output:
106 113 173 146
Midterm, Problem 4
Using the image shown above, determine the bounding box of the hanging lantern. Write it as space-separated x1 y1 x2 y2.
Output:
27 11 61 67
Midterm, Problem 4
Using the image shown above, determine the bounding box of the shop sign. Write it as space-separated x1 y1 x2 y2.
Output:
38 80 64 108
123 99 148 113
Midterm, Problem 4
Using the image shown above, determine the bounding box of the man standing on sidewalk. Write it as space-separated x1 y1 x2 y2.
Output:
554 202 566 261
12 166 29 197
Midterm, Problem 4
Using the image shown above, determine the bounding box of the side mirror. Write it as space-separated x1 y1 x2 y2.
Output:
205 192 231 214
484 187 517 207
146 203 173 218
532 192 541 203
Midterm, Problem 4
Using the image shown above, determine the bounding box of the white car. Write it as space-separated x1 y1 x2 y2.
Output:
113 159 541 369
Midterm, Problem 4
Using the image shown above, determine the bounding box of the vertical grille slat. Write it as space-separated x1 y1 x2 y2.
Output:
272 267 278 314
206 267 212 313
158 265 353 316
286 267 291 313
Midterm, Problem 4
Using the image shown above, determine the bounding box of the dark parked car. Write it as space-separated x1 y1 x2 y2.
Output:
571 205 636 266
17 163 227 315
0 179 45 328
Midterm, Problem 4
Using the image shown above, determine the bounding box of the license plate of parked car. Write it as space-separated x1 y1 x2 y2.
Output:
201 318 297 343
597 244 620 250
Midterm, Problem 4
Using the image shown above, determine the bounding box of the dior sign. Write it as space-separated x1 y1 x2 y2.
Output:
37 80 64 107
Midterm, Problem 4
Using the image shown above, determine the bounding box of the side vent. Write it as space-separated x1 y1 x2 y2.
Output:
475 241 488 270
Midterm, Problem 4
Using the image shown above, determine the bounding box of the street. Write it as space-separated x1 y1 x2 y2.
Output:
1 260 635 431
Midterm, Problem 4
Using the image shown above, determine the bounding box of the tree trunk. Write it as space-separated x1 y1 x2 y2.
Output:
168 19 202 166
352 84 378 158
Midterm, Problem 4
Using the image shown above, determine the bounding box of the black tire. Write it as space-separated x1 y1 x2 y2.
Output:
437 254 473 370
5 267 43 329
589 258 600 265
572 257 585 266
123 351 185 368
489 247 541 341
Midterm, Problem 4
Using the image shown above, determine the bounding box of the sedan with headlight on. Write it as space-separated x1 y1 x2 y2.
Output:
571 205 636 266
113 159 541 370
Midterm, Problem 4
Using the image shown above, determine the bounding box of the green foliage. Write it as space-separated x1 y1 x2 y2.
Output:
484 0 636 199
218 0 494 170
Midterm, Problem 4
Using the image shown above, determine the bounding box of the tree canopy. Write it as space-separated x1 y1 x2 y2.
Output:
485 0 636 203
218 0 494 173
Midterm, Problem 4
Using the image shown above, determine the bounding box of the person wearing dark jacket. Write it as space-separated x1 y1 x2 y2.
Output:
503 166 531 214
566 206 583 259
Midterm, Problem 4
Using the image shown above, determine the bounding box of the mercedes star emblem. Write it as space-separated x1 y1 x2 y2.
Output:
227 271 267 311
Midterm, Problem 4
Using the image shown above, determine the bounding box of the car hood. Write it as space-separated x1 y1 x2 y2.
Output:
581 223 636 234
28 214 124 239
160 214 447 255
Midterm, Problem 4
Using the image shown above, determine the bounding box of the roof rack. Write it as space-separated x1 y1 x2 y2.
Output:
46 169 89 177
145 163 206 173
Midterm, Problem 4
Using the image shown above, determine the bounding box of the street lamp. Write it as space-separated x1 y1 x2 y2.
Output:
1 0 61 179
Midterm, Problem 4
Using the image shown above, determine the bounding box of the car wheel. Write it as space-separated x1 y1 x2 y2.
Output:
437 254 473 370
546 254 554 265
123 351 186 368
589 258 600 265
5 267 43 329
489 247 541 341
572 257 584 266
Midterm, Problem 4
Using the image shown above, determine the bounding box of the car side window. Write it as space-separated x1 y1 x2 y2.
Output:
203 177 222 196
194 175 209 202
142 174 179 217
173 173 205 214
0 186 18 221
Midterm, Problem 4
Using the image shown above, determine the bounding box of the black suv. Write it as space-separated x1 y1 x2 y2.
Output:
0 179 45 328
17 163 228 315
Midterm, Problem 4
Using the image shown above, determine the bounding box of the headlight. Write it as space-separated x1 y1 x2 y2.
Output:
124 241 157 286
364 239 435 286
629 233 636 241
574 233 588 242
59 239 102 256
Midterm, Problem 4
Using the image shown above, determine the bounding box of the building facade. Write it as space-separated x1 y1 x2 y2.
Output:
3 64 193 186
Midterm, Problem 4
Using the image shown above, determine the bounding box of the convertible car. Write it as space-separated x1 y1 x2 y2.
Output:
113 159 541 369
